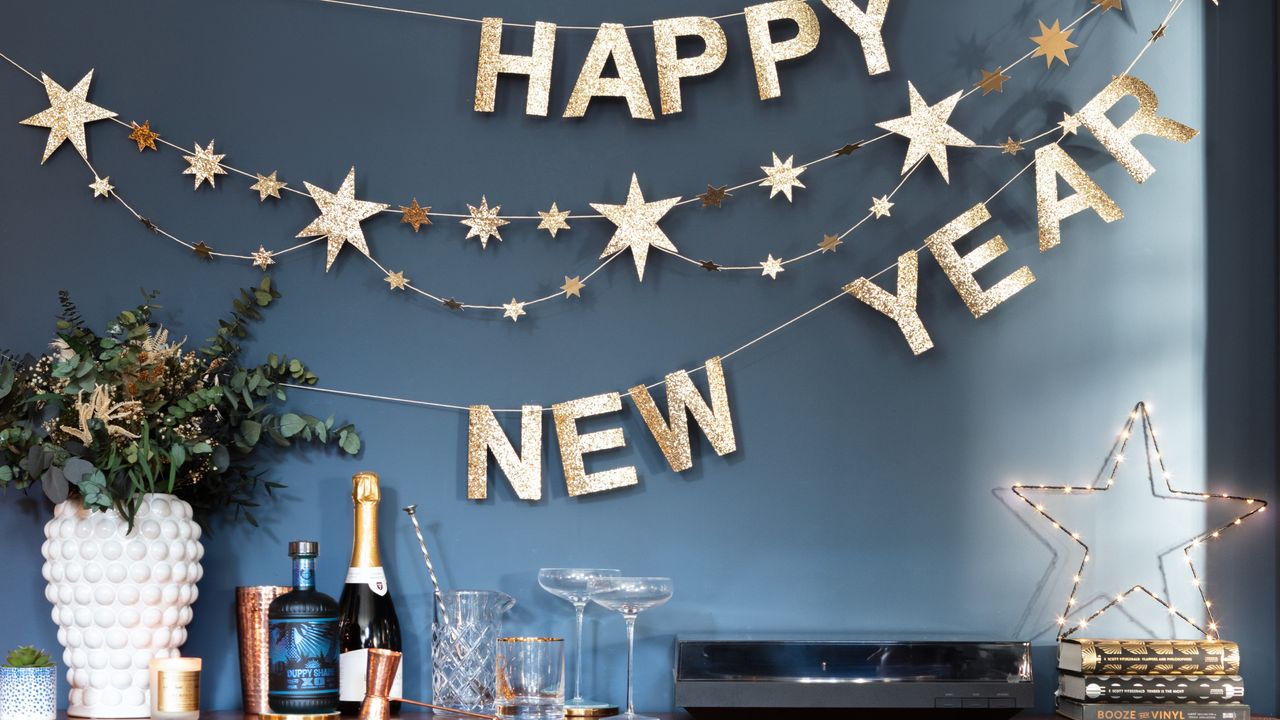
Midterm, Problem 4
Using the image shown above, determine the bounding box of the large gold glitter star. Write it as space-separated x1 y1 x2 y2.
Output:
461 196 509 248
384 270 410 290
818 234 842 253
297 167 390 271
590 173 681 282
699 185 730 208
128 121 160 152
1092 0 1123 12
760 255 785 279
976 67 1010 95
251 246 275 270
89 175 113 198
250 171 287 201
561 275 585 298
875 82 975 183
19 70 117 164
869 195 894 218
502 298 527 322
400 198 431 232
183 140 228 190
759 153 806 202
537 202 571 237
1030 19 1078 68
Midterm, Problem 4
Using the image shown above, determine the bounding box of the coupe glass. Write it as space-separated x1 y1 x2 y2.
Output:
537 568 621 712
588 577 674 720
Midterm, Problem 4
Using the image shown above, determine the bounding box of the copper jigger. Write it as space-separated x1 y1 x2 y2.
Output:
361 649 498 720
236 585 292 715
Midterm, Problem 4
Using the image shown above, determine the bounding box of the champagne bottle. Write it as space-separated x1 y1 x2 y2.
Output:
268 540 340 715
338 472 403 714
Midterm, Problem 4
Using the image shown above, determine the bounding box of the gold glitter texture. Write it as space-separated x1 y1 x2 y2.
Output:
1035 143 1123 252
537 202 571 237
843 250 933 355
89 175 113 198
461 195 510 247
759 152 806 201
653 16 728 115
876 82 975 183
819 0 891 75
467 404 543 501
590 173 681 281
628 356 736 473
474 17 557 116
20 71 116 164
183 140 228 190
128 120 160 151
1077 75 1198 184
553 392 637 497
250 171 287 201
297 167 390 271
925 203 1035 318
744 0 821 101
564 24 654 119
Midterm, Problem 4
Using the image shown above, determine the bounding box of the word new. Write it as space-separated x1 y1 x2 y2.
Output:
474 0 889 118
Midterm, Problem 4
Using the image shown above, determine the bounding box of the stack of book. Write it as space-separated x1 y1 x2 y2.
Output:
1056 638 1248 720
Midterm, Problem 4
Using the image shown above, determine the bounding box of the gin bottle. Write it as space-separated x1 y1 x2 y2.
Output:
268 540 340 714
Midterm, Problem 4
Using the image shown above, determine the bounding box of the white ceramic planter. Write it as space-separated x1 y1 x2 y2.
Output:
41 494 204 718
0 666 56 720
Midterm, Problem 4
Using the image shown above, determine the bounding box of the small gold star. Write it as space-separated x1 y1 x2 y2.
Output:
461 195 509 248
128 121 160 152
192 242 214 260
1059 112 1083 135
760 254 785 279
19 71 116 163
818 234 842 253
698 185 730 208
502 298 526 322
869 195 894 219
250 171 287 201
976 67 1010 95
183 140 227 190
700 260 722 272
400 198 431 232
1150 24 1167 41
1031 19 1078 68
1092 0 1123 12
443 298 463 311
1001 137 1024 155
835 142 862 156
252 246 275 270
760 153 807 202
537 202 571 237
384 270 410 290
89 175 113 198
561 276 585 298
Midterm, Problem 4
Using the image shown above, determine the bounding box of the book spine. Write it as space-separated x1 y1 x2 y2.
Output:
1067 703 1249 720
1072 641 1241 675
1071 676 1244 703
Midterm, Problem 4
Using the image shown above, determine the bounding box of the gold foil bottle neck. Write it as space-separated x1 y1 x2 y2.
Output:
350 471 382 568
353 471 381 504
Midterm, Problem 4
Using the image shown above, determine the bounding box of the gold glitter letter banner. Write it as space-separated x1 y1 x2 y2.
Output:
844 250 934 355
474 18 558 116
629 356 737 472
924 203 1036 319
819 0 891 75
1035 143 1123 252
1077 74 1198 184
467 404 544 501
563 23 656 119
552 392 639 496
744 0 822 101
653 17 729 116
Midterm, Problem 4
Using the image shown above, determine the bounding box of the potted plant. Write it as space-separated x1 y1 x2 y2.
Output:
0 646 56 720
0 277 361 718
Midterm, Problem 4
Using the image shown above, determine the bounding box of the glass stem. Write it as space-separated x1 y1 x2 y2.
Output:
572 602 586 703
624 613 637 716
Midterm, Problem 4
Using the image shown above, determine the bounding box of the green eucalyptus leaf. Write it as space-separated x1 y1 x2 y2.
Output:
340 431 361 455
240 420 262 447
41 466 69 504
279 413 305 438
211 445 230 473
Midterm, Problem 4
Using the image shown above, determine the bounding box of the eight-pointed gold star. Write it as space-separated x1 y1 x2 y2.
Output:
128 121 160 152
183 140 228 190
461 196 509 248
384 270 410 290
89 175 114 198
760 255 785 279
1031 19 1078 68
1001 137 1024 155
818 234 842 253
1059 112 1082 135
400 198 431 232
537 202 571 237
250 171 287 201
976 67 1010 95
252 246 275 270
869 195 894 218
502 298 526 322
297 167 390 271
590 173 681 282
759 153 807 202
875 82 975 183
561 276 585 298
20 70 117 164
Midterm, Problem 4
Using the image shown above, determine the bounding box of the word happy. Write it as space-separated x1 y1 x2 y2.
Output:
473 0 890 118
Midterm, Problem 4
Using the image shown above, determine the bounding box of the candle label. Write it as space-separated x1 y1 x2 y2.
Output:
155 670 200 712
269 618 340 694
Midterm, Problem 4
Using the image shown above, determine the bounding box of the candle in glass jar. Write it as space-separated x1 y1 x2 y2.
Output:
149 657 201 720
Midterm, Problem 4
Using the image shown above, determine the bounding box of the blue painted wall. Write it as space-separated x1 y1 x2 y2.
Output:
0 0 1275 714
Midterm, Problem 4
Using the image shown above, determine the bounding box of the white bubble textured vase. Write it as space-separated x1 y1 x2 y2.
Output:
41 493 204 718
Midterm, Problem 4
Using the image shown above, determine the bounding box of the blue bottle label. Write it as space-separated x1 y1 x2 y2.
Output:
269 618 339 695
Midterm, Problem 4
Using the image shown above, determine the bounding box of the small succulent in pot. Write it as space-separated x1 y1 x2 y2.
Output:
0 646 57 720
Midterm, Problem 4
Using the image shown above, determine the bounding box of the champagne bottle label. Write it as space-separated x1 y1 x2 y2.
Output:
345 566 389 596
339 648 402 702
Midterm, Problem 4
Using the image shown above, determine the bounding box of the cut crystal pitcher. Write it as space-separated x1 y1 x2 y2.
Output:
431 590 516 714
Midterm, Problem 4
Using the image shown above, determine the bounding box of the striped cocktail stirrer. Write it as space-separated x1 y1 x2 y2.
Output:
403 504 449 623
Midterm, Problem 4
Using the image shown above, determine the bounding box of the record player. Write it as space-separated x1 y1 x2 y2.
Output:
674 635 1034 719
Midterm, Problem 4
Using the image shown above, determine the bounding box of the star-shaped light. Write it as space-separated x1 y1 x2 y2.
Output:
89 175 114 198
698 185 730 208
875 82 975 183
502 298 526 322
869 195 894 218
128 121 160 152
1001 137 1024 155
590 173 681 282
183 140 228 190
835 142 862 156
759 153 806 202
1092 0 1123 12
976 67 1010 95
250 171 287 201
400 198 431 232
537 202 571 237
1059 112 1082 136
818 234 843 253
297 167 390 271
561 276 585 298
192 242 214 260
384 270 410 290
251 246 275 270
1030 19 1078 68
461 196 509 248
760 255 785 279
20 70 117 164
1012 402 1269 640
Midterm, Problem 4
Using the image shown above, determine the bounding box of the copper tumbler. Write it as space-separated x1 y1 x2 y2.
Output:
236 585 292 715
